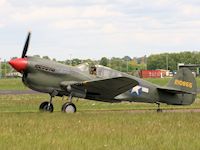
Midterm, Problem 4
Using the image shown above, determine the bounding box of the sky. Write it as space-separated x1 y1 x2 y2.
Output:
0 0 200 60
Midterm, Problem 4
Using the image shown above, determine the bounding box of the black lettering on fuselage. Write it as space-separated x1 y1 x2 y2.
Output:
35 65 55 73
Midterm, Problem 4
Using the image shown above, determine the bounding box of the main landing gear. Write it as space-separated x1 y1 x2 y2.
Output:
61 95 77 113
39 92 76 113
39 101 54 112
62 102 76 113
39 91 57 112
156 102 162 113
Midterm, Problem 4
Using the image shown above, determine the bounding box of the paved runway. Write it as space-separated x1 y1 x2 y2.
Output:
0 90 41 95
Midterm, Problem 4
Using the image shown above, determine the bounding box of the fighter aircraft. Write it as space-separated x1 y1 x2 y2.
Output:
9 32 197 113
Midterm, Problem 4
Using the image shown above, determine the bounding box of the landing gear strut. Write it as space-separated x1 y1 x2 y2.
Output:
39 90 58 113
156 102 162 113
62 94 77 113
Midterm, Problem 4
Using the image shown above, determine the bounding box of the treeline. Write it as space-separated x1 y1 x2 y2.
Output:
147 51 200 71
99 56 147 72
58 55 147 73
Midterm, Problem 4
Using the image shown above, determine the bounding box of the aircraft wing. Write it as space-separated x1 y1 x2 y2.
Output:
60 77 139 100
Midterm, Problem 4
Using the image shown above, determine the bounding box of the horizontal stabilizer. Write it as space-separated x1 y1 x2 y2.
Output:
157 86 196 95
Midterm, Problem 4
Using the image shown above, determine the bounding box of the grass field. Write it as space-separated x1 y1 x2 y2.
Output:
0 78 28 90
1 78 200 150
1 112 200 150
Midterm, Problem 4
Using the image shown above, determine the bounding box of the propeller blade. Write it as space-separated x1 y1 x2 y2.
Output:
21 32 31 58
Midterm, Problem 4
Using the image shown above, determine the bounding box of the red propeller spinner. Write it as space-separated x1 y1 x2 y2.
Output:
9 58 28 72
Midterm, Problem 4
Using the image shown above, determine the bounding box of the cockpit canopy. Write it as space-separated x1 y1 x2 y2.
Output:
76 63 123 78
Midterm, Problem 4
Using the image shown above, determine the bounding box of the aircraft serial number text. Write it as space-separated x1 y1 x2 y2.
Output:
174 79 192 88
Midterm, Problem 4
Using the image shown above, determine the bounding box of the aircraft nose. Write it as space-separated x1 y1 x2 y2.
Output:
9 58 28 72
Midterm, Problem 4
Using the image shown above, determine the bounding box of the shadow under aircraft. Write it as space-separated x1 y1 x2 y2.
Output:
9 33 197 113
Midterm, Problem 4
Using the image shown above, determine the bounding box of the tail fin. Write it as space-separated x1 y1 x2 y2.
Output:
158 68 197 105
166 68 197 105
167 68 197 94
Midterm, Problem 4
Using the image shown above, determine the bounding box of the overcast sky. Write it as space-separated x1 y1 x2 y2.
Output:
0 0 200 60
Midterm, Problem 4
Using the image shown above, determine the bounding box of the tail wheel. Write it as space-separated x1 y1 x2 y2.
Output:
157 109 162 113
62 102 76 113
39 101 54 112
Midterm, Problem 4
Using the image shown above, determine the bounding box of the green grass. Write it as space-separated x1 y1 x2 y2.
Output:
1 94 200 113
1 78 200 149
0 78 28 90
145 77 171 86
1 112 200 150
0 94 200 149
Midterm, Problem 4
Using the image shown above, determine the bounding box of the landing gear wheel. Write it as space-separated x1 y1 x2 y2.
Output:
39 101 54 112
62 102 76 113
156 102 162 113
